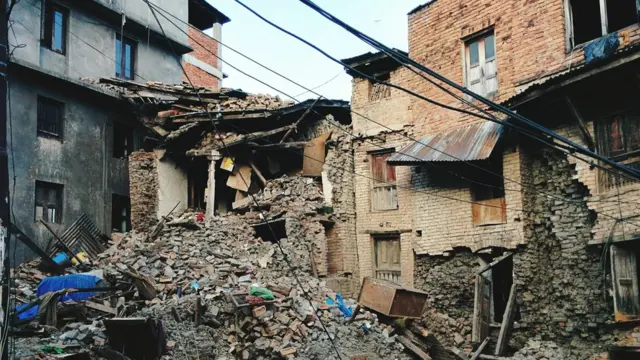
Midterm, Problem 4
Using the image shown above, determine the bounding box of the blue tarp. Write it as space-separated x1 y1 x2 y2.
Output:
15 303 38 321
584 32 619 64
325 293 353 318
36 274 103 302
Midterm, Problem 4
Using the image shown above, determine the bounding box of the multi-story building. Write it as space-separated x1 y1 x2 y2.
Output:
345 0 640 357
7 0 227 262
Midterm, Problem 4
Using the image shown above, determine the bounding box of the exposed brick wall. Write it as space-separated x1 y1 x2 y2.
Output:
129 151 159 233
184 27 220 90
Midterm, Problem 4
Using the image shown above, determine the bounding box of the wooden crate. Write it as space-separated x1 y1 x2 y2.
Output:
357 277 428 319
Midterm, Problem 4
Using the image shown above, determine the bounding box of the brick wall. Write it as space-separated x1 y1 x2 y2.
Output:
129 151 159 233
184 27 220 90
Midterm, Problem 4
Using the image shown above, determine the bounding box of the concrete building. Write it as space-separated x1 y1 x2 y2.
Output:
345 0 640 357
7 0 228 262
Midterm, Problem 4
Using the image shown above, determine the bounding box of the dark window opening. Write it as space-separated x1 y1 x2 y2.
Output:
253 218 286 243
37 97 64 138
491 255 520 323
113 122 134 158
187 157 209 210
43 2 67 54
111 194 131 232
607 0 638 33
116 35 136 80
570 0 603 45
35 181 63 224
569 0 639 47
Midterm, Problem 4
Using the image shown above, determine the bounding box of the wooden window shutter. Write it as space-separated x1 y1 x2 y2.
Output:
472 274 491 342
611 245 640 322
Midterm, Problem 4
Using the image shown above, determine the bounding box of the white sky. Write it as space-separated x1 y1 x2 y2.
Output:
208 0 427 101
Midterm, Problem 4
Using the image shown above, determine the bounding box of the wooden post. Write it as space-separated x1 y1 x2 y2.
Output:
495 284 517 356
205 151 221 224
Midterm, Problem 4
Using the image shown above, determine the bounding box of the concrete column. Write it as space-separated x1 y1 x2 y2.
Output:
205 151 222 223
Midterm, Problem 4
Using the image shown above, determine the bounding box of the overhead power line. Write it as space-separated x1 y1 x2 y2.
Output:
294 0 640 181
143 2 345 358
146 1 640 211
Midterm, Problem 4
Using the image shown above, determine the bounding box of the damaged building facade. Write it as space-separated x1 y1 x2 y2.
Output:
7 0 228 262
345 0 640 357
109 80 360 296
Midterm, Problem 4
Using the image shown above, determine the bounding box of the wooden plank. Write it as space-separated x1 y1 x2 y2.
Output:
472 197 506 226
226 165 253 192
470 338 490 360
396 335 432 360
477 253 513 275
249 161 267 187
472 275 491 342
85 301 117 316
611 245 640 321
302 132 332 176
280 97 320 143
495 284 517 355
450 347 470 360
565 97 595 151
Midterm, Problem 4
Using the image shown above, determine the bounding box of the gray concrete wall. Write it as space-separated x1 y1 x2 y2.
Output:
8 69 132 263
10 0 183 84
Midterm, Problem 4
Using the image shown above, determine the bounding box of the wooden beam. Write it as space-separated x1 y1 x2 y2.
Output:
495 283 517 356
280 97 321 143
470 338 490 360
249 161 267 187
564 96 595 151
246 141 308 149
450 347 470 360
477 253 513 275
219 124 296 149
85 301 117 316
396 335 432 360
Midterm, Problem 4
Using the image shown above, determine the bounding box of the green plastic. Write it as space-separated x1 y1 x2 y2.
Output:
250 286 275 300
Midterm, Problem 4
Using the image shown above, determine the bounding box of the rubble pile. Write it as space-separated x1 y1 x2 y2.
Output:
11 184 412 359
221 94 291 111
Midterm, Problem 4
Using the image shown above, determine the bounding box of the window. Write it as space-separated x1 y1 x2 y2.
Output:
567 0 639 48
113 122 134 158
111 194 131 232
43 2 68 54
370 151 398 211
610 243 640 322
37 97 64 138
116 36 136 80
465 33 497 97
597 113 640 190
471 157 506 226
373 236 401 283
35 181 63 223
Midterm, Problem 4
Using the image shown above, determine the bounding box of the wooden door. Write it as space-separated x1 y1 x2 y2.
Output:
473 274 491 342
611 245 640 321
374 237 401 283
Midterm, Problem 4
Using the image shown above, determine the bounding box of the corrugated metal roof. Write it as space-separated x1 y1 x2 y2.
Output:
387 122 503 164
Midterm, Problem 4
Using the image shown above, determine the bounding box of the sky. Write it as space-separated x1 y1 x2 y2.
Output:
208 0 427 101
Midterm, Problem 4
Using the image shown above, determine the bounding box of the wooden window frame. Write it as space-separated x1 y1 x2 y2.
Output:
369 150 398 211
35 180 63 224
43 1 68 55
37 96 64 139
116 35 137 80
471 157 507 226
372 235 401 284
564 0 640 50
596 112 640 191
463 31 498 98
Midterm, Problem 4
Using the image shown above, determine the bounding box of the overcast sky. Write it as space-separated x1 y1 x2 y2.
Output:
208 0 426 101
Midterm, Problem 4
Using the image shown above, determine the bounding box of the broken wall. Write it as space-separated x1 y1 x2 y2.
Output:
155 150 188 219
129 151 159 233
413 146 614 356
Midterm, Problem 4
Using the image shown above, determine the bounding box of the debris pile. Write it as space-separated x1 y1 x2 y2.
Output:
10 208 414 360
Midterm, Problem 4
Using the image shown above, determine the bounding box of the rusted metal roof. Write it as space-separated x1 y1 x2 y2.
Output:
387 122 503 165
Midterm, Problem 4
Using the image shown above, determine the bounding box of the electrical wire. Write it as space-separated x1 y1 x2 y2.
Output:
294 0 640 181
146 1 640 211
144 2 344 358
293 71 342 98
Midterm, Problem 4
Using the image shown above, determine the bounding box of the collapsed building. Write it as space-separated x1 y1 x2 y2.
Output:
100 78 359 297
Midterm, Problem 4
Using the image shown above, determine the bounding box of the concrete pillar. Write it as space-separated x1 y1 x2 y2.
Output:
205 151 221 223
